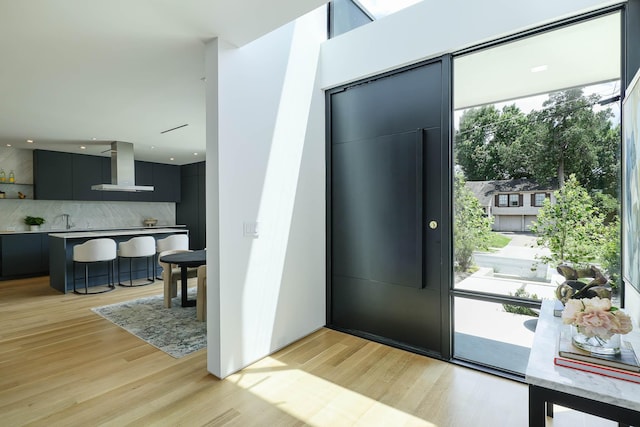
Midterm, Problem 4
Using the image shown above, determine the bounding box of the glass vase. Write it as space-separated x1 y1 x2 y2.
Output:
572 326 621 355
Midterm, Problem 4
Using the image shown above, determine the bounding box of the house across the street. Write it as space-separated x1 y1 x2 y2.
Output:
466 178 557 232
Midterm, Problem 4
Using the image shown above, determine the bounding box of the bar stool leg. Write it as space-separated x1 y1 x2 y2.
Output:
84 264 89 294
73 261 77 294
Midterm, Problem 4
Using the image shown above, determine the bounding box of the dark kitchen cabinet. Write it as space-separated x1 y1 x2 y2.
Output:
72 153 104 201
152 163 181 202
33 150 73 200
177 161 205 250
0 233 49 279
34 150 180 202
197 162 206 249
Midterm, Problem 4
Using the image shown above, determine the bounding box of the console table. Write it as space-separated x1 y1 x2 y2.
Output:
525 300 640 426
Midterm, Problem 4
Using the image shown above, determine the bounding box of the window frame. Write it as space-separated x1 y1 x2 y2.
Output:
533 192 548 207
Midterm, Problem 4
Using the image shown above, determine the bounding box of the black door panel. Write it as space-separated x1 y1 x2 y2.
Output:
333 131 423 288
329 60 445 356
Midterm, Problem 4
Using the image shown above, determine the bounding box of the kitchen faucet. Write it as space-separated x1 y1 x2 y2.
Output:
61 213 74 230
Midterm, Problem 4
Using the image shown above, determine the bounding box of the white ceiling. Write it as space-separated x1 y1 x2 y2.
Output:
0 3 621 165
0 0 327 165
454 12 621 110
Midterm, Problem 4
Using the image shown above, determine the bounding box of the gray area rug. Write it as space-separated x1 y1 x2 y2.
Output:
92 290 206 358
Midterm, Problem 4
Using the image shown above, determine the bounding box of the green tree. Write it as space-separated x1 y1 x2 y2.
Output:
454 173 494 271
495 104 532 179
455 88 619 196
524 89 616 190
600 216 621 288
455 105 502 180
591 123 621 197
455 105 529 180
531 175 605 267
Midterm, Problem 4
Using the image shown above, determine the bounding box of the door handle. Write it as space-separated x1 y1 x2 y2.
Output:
428 220 438 230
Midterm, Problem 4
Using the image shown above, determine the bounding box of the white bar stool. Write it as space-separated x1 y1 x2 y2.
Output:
117 236 156 287
155 234 189 279
72 238 117 295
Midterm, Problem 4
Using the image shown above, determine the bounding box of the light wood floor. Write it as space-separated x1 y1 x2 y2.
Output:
0 276 616 426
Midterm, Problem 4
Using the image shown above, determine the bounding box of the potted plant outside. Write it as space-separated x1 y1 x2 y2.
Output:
24 216 45 231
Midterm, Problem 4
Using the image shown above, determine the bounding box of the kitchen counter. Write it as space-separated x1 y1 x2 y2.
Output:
0 225 186 235
49 227 186 239
49 227 189 293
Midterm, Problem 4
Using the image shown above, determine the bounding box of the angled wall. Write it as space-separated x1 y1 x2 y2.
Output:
207 7 327 379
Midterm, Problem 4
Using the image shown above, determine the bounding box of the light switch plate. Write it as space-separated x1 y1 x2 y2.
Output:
243 221 259 238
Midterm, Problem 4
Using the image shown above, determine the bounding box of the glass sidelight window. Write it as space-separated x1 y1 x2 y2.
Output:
452 12 622 376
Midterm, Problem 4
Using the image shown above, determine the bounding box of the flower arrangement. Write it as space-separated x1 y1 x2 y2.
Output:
561 296 633 340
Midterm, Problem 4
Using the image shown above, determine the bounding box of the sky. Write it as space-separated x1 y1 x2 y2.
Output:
357 0 423 18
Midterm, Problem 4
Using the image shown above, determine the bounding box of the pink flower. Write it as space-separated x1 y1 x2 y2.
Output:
582 296 611 312
578 311 616 339
561 299 583 324
612 311 633 335
561 296 634 340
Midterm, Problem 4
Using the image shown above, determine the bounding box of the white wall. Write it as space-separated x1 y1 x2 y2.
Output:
320 0 623 89
205 37 221 377
207 7 327 379
626 285 640 320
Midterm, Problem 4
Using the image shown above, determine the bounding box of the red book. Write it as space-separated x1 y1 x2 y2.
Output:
554 355 640 384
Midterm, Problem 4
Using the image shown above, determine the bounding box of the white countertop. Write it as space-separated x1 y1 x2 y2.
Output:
0 225 186 235
48 227 188 239
526 299 640 411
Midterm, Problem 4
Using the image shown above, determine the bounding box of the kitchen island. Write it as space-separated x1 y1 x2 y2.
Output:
49 227 188 293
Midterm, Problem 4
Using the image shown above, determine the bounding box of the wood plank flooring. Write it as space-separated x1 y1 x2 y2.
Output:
0 276 615 426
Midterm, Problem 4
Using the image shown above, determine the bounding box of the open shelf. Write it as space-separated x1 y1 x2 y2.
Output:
0 183 34 199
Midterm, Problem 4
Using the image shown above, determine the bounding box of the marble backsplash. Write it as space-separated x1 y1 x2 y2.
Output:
0 199 176 232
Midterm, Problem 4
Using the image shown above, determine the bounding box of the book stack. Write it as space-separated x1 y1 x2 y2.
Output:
554 329 640 384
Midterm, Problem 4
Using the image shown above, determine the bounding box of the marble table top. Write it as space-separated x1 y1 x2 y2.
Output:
525 299 640 411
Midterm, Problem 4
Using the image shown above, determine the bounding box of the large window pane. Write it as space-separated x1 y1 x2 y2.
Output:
452 12 622 374
454 297 537 374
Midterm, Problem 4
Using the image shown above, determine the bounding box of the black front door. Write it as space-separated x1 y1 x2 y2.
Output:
328 59 448 356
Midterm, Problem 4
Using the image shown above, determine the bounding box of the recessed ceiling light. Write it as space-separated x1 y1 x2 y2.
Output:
151 146 155 149
531 65 548 73
80 146 86 150
169 157 175 161
193 153 198 156
6 144 11 147
92 137 97 141
26 139 33 143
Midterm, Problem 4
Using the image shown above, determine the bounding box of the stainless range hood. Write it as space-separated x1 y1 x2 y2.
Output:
91 141 154 192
